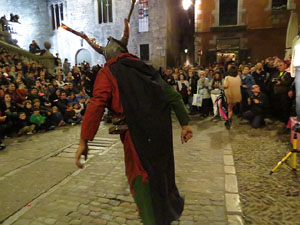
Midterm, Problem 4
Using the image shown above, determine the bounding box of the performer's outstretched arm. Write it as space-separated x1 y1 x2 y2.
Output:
75 68 113 168
162 82 193 143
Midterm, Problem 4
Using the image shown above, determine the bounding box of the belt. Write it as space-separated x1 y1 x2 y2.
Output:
109 117 128 134
109 124 128 134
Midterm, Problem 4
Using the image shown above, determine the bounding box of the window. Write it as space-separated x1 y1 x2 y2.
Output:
140 44 150 61
60 3 64 21
50 3 64 30
139 0 149 32
272 0 287 10
219 0 238 26
98 0 113 24
51 5 55 30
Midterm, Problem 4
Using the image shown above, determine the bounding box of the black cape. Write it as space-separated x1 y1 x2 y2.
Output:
109 57 184 225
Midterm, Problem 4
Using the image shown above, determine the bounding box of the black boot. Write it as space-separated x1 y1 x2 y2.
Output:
225 118 232 130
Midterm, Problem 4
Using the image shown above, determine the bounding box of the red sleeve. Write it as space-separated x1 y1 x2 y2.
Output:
80 68 113 141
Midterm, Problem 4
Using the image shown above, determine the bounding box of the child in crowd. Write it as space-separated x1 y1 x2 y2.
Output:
68 92 79 105
73 103 83 118
30 108 53 131
64 103 82 125
24 100 33 117
17 112 35 135
50 106 66 127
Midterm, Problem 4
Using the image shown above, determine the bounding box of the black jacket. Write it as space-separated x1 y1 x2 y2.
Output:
16 117 32 130
252 71 267 92
189 75 199 94
250 92 269 115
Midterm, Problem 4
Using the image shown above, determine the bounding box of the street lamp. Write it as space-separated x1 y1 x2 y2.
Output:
182 0 192 10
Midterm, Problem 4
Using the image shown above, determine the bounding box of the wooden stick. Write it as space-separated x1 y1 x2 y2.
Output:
127 0 136 23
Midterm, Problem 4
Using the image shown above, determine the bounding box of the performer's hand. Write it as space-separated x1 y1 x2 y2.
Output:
75 138 89 169
253 99 260 104
288 90 294 98
181 125 193 144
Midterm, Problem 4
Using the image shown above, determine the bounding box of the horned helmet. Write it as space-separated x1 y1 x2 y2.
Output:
61 0 135 61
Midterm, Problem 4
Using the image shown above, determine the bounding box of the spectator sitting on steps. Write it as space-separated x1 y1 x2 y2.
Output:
29 40 44 55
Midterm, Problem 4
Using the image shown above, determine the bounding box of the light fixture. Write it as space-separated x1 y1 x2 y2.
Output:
182 0 192 10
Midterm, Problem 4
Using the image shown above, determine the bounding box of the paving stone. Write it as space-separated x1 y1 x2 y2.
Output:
180 215 193 221
126 220 142 225
68 212 81 219
44 218 56 224
90 211 101 218
89 206 102 212
225 175 238 193
57 216 72 223
212 222 227 225
193 215 207 222
29 222 44 225
108 200 120 206
69 219 81 225
114 217 126 224
92 218 108 225
180 221 194 225
78 208 90 216
226 194 242 213
54 222 69 225
228 215 244 225
224 155 234 166
11 219 31 225
98 198 110 203
224 166 236 174
107 222 119 225
101 214 114 221
80 216 93 223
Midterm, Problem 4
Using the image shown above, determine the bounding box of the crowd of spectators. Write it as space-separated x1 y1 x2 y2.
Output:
0 42 295 150
161 56 295 130
0 48 99 150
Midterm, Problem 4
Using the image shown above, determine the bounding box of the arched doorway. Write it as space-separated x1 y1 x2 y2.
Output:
75 48 92 65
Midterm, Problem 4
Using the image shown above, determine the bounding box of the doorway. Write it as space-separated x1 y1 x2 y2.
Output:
75 48 92 65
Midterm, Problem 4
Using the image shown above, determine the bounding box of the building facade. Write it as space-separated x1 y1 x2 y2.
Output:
0 0 186 69
194 0 300 66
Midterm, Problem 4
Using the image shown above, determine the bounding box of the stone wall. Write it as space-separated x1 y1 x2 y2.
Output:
129 0 167 69
0 0 52 51
0 0 171 69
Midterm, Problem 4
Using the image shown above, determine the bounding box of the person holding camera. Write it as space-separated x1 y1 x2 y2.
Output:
243 85 269 128
271 60 293 125
252 62 267 93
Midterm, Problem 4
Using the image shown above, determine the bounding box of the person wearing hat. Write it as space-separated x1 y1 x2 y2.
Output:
63 1 193 224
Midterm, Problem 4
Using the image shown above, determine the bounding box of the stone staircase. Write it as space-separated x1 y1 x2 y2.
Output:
0 27 55 74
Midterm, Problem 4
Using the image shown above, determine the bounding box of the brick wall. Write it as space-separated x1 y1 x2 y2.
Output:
194 0 300 66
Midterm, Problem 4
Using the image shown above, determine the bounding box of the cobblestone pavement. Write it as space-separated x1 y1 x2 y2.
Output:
229 117 300 225
0 116 240 225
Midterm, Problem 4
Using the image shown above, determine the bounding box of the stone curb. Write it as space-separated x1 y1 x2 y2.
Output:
223 143 244 225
